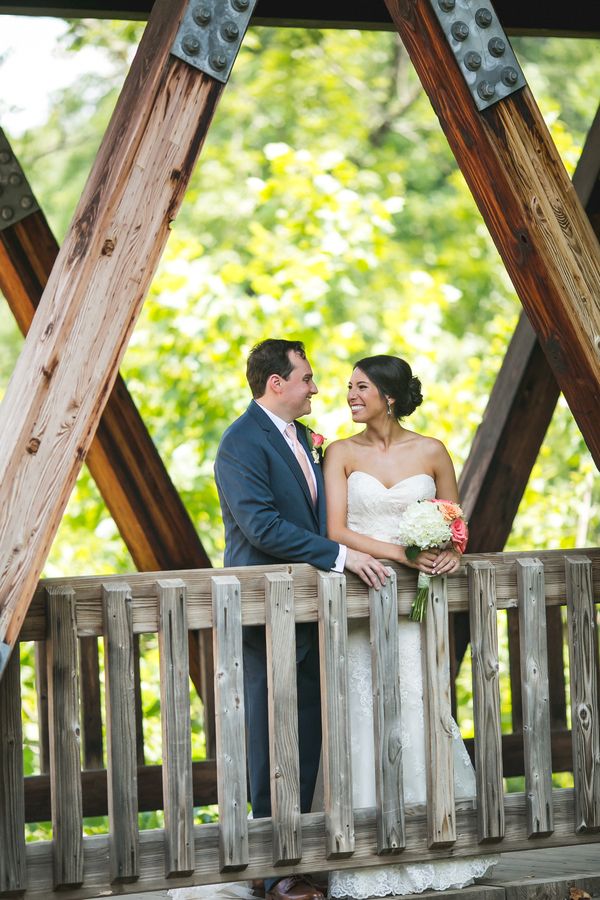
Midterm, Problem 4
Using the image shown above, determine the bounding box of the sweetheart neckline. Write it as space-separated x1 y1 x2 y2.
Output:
348 471 435 492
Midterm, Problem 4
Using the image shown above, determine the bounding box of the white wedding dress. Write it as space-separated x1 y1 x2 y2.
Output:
328 472 498 899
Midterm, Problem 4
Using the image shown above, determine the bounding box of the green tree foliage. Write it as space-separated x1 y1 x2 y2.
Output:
0 22 598 574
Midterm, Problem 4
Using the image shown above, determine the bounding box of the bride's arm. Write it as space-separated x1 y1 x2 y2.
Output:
323 441 416 566
430 440 462 575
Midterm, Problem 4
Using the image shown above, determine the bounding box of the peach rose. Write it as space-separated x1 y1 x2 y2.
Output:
311 432 325 449
437 500 463 522
451 518 468 554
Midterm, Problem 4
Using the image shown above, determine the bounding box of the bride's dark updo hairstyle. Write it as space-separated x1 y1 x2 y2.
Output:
353 355 423 419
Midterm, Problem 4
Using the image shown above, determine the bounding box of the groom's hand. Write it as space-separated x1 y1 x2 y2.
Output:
345 549 390 589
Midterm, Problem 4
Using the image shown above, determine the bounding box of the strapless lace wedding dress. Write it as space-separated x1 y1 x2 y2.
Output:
328 472 498 899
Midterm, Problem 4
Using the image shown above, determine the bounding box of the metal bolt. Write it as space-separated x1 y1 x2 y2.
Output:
438 0 455 10
181 33 201 56
451 21 469 41
20 195 34 210
192 4 211 25
464 51 482 71
221 20 240 41
488 37 506 57
501 66 519 86
475 7 493 27
0 150 10 165
8 173 22 186
232 0 250 9
477 80 496 100
1 206 14 221
210 53 228 71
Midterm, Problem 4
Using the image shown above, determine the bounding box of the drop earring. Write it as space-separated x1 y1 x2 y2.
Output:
386 398 392 417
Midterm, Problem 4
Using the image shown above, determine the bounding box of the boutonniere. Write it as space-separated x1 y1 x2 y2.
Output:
307 429 326 464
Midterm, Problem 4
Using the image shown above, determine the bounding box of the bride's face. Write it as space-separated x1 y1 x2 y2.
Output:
347 368 387 423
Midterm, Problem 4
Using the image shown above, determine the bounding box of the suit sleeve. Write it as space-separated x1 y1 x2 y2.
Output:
215 434 339 570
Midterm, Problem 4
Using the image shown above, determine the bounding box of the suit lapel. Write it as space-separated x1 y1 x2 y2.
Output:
248 403 318 519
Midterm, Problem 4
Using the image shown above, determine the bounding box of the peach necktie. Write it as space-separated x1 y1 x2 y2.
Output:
285 423 317 506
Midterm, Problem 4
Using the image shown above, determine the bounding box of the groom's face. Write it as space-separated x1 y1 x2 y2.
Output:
280 351 318 420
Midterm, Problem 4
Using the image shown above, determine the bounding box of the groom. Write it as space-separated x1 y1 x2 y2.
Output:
215 339 388 900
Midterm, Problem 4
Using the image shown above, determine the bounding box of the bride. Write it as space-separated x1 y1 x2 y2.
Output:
322 354 498 899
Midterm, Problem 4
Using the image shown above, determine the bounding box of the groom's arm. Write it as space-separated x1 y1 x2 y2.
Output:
215 437 340 571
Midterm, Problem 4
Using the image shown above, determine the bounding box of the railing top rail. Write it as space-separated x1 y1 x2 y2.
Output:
19 547 600 642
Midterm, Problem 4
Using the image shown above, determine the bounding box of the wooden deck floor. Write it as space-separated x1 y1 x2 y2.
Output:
87 844 600 900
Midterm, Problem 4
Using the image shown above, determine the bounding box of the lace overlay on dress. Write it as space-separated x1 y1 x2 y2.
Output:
328 472 498 898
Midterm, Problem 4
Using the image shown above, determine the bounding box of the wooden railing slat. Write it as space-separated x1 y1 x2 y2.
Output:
369 571 405 854
0 647 27 893
46 585 83 888
423 575 456 847
102 582 139 883
34 641 50 774
516 559 554 837
565 557 600 833
157 578 194 876
468 561 505 842
265 572 302 866
211 575 248 872
318 572 354 859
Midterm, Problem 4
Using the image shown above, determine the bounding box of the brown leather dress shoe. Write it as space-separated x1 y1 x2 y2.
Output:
265 875 325 900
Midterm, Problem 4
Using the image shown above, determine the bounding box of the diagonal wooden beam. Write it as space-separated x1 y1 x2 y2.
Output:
0 205 211 573
459 104 600 552
0 0 241 675
0 200 215 739
384 0 600 471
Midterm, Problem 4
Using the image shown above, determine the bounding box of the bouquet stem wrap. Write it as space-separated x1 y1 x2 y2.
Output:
409 571 430 622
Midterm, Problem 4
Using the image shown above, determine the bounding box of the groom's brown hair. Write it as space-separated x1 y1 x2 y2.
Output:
247 339 306 398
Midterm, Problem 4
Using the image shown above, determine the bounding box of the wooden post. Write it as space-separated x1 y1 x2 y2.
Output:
516 559 553 837
422 575 456 848
318 572 354 859
211 575 248 872
565 557 600 833
265 572 302 866
102 582 139 883
384 0 600 470
467 561 504 843
369 571 405 855
46 585 84 888
0 647 26 893
0 0 230 676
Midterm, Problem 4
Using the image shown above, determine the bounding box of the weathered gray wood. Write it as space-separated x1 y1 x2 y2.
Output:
317 572 354 859
565 557 600 832
422 575 456 847
46 585 83 888
468 562 504 842
265 572 301 865
157 579 194 876
369 570 404 854
17 790 600 898
211 575 248 872
0 646 26 893
18 548 600 640
516 559 554 837
102 582 139 883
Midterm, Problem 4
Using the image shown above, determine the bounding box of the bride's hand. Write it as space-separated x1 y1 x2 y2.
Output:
430 547 461 575
399 548 438 572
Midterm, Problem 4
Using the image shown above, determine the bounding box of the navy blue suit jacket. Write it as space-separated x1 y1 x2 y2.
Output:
214 400 339 571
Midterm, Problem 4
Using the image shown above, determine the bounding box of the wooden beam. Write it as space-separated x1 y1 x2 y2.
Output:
0 0 229 675
0 206 211 574
0 194 214 735
384 0 600 472
459 104 600 553
0 1 598 38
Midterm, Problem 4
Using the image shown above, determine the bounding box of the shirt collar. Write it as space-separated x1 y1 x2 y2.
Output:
254 400 292 434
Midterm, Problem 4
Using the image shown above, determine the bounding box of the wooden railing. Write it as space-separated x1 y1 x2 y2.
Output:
1 548 599 897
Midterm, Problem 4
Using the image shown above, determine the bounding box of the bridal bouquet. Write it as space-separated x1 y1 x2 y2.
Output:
397 499 468 621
